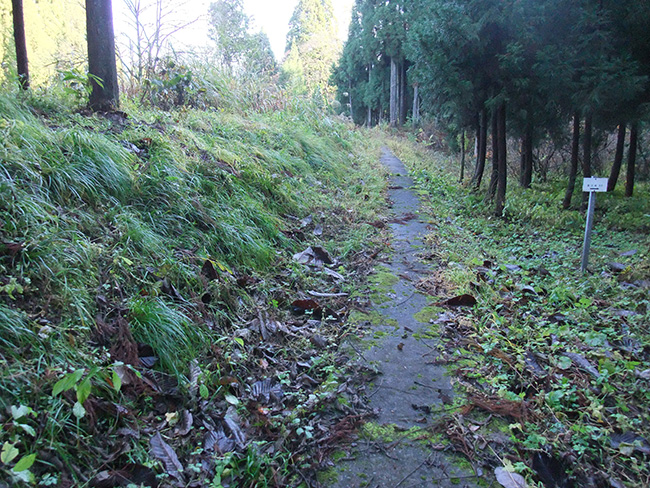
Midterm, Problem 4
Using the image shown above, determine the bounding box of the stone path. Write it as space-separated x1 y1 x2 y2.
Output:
330 148 479 488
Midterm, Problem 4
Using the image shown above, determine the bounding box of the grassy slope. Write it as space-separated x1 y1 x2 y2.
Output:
0 92 387 486
390 139 650 487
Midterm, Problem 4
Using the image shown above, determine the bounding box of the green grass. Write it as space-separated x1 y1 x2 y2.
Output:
0 87 387 486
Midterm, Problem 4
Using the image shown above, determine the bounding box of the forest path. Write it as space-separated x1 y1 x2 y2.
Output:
328 148 478 488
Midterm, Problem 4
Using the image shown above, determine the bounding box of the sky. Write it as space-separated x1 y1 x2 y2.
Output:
113 0 354 61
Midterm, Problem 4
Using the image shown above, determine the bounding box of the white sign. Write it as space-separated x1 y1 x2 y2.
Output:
583 177 608 192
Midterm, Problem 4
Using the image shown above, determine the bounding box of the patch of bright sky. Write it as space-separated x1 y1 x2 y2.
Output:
113 0 353 61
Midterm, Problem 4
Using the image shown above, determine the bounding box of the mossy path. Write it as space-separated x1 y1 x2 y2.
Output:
327 149 480 487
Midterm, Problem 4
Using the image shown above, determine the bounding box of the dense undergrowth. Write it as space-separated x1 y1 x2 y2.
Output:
391 140 650 487
0 89 387 486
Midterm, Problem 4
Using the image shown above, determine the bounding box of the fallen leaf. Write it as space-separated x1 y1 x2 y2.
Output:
531 453 569 488
250 378 283 403
608 262 627 273
495 467 527 488
620 249 637 257
223 406 246 449
174 410 193 436
293 246 334 266
201 260 219 280
307 290 349 298
524 351 546 377
291 299 322 317
89 464 159 488
310 335 328 349
609 432 650 455
562 352 600 378
300 215 313 228
443 294 477 307
149 432 183 479
205 428 235 454
322 267 345 281
635 369 650 380
518 284 537 296
0 242 24 257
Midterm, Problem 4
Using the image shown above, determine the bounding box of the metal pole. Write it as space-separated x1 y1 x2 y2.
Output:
581 191 596 273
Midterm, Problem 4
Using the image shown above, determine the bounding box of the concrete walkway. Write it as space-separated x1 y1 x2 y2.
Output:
330 148 478 488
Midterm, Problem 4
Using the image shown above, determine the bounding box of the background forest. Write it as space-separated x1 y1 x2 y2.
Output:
333 0 650 214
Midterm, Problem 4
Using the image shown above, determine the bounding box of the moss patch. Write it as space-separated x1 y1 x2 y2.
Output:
413 305 444 324
368 265 399 303
347 309 398 328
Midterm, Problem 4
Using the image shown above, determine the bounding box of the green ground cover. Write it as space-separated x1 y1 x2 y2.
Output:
391 140 650 487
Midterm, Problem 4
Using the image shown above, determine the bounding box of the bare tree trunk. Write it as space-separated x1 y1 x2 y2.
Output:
399 62 407 126
471 108 487 189
608 122 626 191
389 58 398 127
626 122 638 197
460 130 466 182
520 122 533 188
487 109 499 199
563 111 581 209
412 84 420 126
86 0 120 111
366 64 372 127
495 102 507 216
11 0 29 90
348 78 354 122
581 111 593 210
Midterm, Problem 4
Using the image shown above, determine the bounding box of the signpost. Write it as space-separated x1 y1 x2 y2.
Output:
581 177 608 273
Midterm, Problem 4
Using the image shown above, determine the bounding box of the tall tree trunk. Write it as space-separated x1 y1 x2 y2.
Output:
495 103 507 216
399 62 407 126
608 122 627 191
11 0 29 90
460 130 466 182
581 111 593 210
348 79 354 122
412 84 420 126
471 108 488 189
520 122 533 188
626 122 638 197
563 111 581 209
389 58 398 127
86 0 120 111
366 64 372 127
487 109 499 199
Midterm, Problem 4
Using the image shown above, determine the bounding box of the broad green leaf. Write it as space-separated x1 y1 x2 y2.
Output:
234 337 245 347
12 468 35 483
72 401 86 419
12 453 36 472
1 442 19 464
199 384 209 399
224 394 239 405
557 356 572 370
52 369 84 396
112 369 122 392
16 423 36 437
10 405 32 420
76 377 92 404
